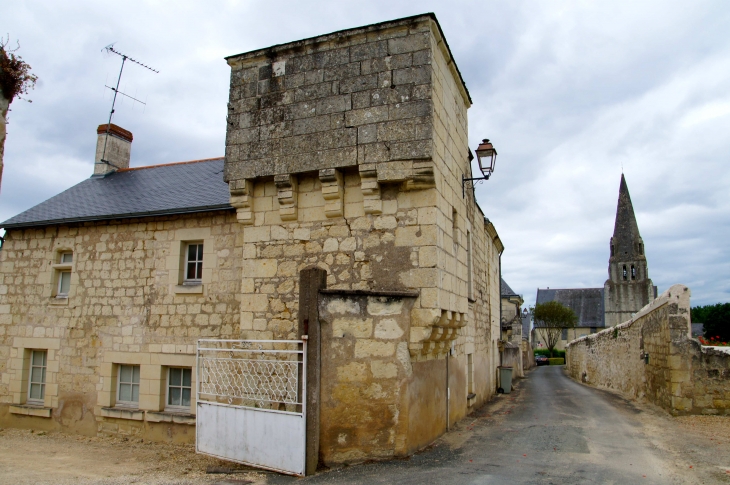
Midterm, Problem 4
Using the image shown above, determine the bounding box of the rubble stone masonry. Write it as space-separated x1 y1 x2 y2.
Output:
567 284 730 415
0 213 242 439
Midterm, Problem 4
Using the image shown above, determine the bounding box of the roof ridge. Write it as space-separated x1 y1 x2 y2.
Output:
117 157 224 172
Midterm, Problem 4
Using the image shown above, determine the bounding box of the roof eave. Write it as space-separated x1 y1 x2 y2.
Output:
1 205 235 230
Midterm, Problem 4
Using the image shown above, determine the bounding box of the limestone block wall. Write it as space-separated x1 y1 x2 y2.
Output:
0 212 243 438
225 13 500 386
567 284 730 415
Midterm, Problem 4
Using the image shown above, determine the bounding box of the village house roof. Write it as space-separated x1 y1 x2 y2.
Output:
1 158 231 229
536 287 606 328
500 278 520 298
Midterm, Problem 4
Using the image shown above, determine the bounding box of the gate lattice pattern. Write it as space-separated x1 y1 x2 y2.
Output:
197 339 303 409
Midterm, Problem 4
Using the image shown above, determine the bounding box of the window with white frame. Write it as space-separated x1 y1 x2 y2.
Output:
166 367 192 411
27 350 47 405
184 243 203 284
117 364 140 407
55 251 73 297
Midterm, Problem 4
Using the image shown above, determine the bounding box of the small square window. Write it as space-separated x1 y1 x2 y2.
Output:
60 252 73 264
184 243 203 284
166 367 192 411
27 350 47 405
117 364 140 407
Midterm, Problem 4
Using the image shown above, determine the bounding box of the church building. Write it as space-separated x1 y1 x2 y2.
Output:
535 174 656 349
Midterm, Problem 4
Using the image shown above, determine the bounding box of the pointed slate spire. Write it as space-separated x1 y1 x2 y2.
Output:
610 174 643 260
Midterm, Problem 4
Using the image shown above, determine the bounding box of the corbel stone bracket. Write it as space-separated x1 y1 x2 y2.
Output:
359 164 382 215
376 160 436 191
409 308 467 361
319 168 344 218
275 174 298 221
229 179 254 225
359 161 437 215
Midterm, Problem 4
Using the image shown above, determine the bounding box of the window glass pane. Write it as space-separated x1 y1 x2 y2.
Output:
131 384 139 402
196 262 203 279
182 369 191 387
31 367 44 383
119 383 131 402
187 262 197 279
61 252 73 263
120 365 132 383
32 351 46 366
29 383 42 400
59 272 71 295
182 388 191 407
169 387 181 406
170 368 181 386
132 366 140 384
188 244 197 261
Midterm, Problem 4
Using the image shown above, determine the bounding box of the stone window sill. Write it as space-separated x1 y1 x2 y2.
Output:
146 411 196 425
10 404 53 418
49 297 69 306
173 284 203 295
100 407 144 421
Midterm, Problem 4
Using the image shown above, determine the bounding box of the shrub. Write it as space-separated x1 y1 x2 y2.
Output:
548 358 565 365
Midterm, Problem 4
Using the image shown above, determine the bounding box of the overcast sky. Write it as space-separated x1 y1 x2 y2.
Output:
2 1 729 308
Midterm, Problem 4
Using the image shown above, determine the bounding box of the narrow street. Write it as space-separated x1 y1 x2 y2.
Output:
1 366 728 484
270 366 728 485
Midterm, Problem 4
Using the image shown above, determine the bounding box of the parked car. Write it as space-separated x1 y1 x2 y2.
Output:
535 354 549 366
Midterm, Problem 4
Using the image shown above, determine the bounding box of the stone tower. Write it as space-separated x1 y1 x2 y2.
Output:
604 174 655 326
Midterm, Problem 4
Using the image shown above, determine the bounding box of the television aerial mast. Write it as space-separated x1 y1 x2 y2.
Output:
99 44 159 167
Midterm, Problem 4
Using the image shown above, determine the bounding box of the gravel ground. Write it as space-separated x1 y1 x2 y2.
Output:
0 428 268 485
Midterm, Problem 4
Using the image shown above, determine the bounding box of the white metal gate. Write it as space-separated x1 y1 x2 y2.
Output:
196 339 307 476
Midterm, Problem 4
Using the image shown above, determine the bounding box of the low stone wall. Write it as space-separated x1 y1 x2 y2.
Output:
521 340 535 371
566 284 730 415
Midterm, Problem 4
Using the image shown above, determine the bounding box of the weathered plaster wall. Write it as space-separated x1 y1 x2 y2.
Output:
318 292 415 463
0 212 242 440
567 284 730 415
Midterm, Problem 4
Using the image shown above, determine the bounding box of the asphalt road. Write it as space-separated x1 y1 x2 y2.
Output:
268 365 690 485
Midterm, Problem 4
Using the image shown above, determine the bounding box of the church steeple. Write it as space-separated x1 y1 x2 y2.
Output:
604 174 655 326
609 174 645 263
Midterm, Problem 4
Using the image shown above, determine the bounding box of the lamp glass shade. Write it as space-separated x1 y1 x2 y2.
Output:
475 139 497 176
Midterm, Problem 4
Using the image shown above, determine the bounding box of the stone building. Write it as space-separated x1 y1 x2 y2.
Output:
604 174 656 326
0 14 505 467
535 174 656 350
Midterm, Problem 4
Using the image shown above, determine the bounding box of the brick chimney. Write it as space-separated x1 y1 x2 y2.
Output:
94 124 133 176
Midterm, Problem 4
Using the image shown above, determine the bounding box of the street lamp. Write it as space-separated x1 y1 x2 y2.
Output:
462 139 498 197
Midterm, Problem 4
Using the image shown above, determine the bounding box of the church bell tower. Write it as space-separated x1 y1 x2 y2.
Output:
604 174 655 326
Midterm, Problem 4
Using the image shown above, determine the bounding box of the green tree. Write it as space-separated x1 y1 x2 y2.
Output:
0 37 37 192
533 301 577 358
691 303 730 342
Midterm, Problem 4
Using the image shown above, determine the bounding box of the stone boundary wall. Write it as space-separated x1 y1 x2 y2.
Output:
566 284 730 415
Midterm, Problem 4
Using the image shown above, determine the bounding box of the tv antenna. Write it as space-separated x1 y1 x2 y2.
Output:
99 44 159 168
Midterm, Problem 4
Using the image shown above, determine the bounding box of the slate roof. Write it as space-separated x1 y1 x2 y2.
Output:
1 158 232 229
536 287 606 328
501 278 519 297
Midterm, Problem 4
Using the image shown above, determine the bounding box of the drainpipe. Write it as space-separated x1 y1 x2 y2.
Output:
446 348 449 432
499 251 503 367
